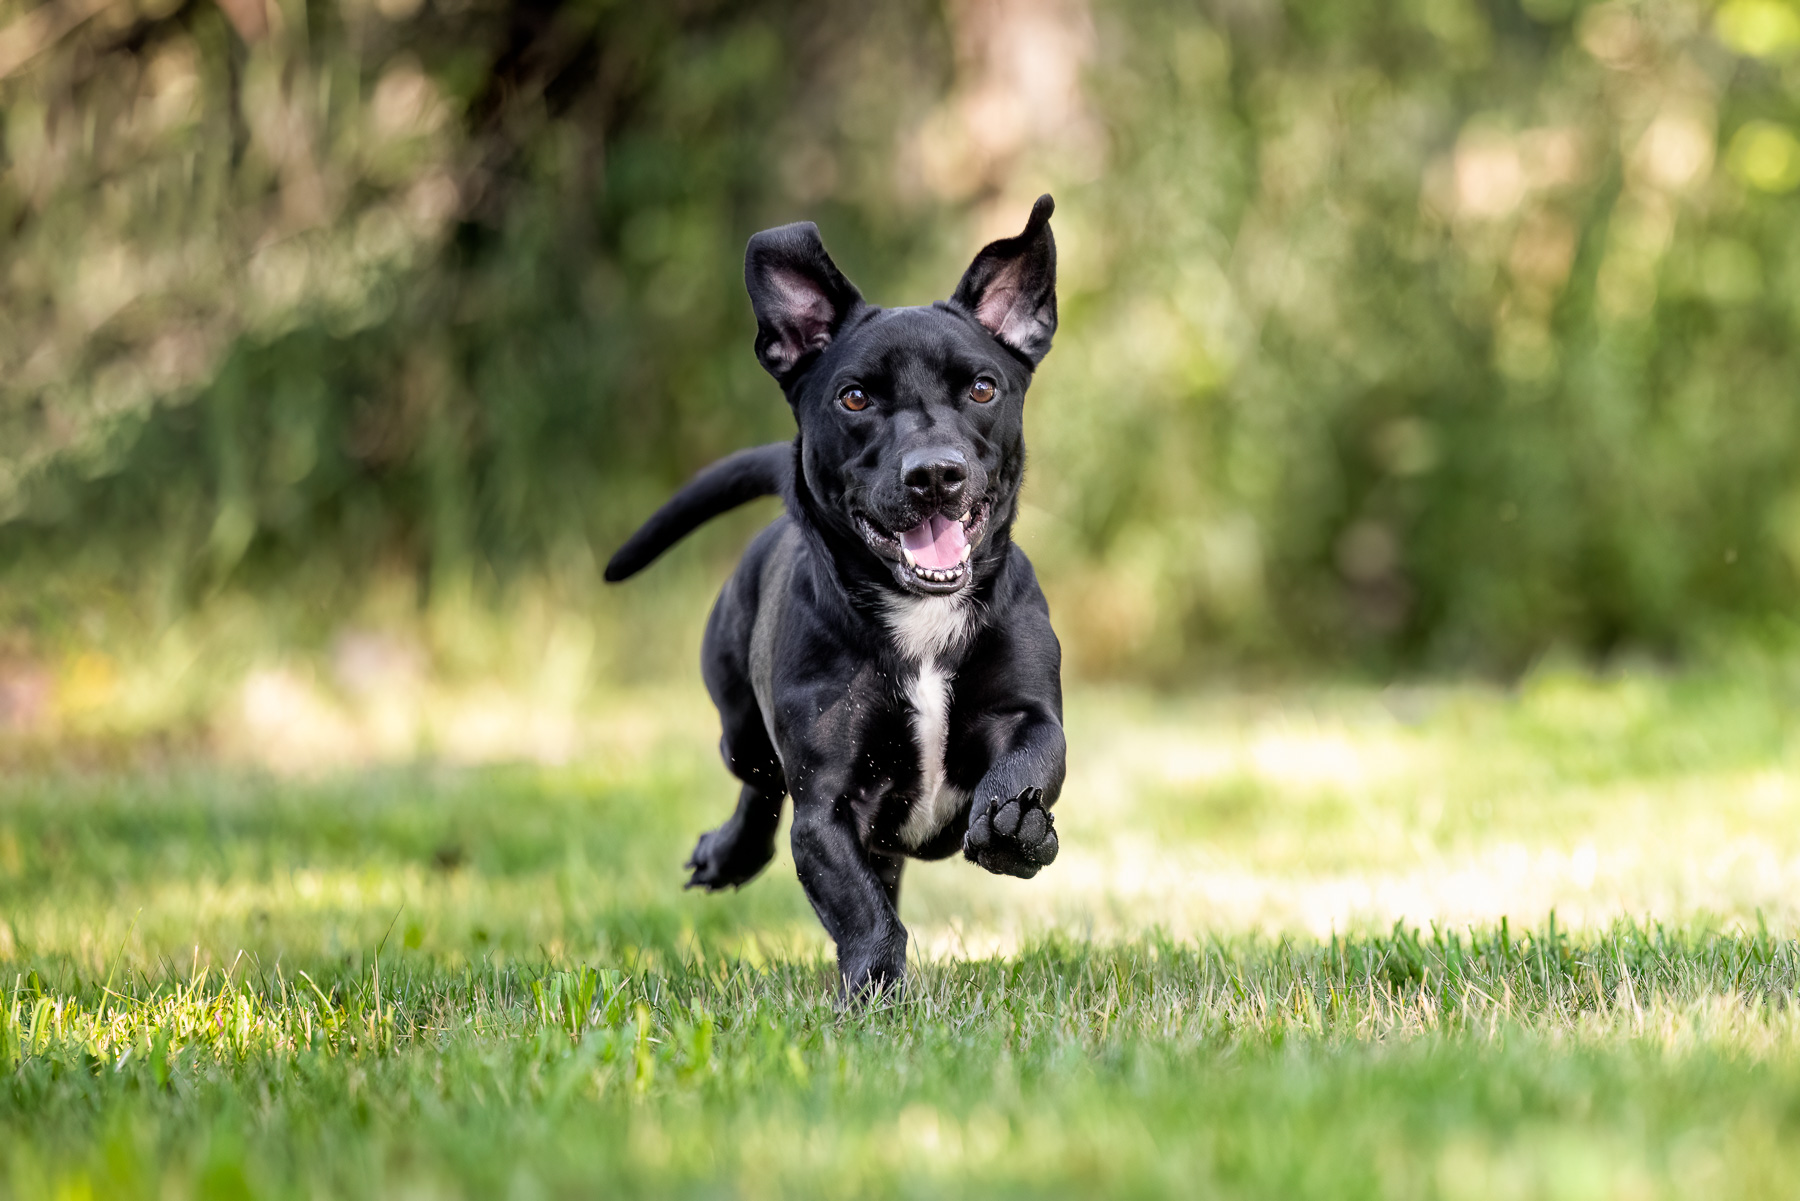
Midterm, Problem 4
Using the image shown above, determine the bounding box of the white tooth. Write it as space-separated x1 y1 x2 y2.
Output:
901 547 916 568
959 543 971 563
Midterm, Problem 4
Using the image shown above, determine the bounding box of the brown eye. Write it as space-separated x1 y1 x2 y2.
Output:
970 379 997 404
839 386 869 412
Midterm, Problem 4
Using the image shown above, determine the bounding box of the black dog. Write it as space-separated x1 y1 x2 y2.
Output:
605 196 1066 997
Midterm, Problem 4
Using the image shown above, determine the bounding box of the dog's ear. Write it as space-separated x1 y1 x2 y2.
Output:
744 222 863 382
951 194 1058 366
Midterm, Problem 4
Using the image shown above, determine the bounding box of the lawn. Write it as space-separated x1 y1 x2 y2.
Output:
7 664 1800 1198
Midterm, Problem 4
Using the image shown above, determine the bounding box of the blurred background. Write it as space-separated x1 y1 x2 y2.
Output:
4 0 1800 754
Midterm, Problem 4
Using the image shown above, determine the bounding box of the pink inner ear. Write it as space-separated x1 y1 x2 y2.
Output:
770 269 836 357
974 261 1025 336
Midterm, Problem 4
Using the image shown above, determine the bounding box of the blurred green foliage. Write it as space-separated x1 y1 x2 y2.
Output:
5 0 1800 678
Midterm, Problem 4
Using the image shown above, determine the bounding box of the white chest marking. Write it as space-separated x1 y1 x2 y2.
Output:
884 595 977 848
883 593 977 664
899 661 966 847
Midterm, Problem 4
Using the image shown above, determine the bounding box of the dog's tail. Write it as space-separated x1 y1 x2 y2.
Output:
603 441 792 583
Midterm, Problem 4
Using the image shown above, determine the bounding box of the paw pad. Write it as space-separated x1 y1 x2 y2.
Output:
963 786 1058 878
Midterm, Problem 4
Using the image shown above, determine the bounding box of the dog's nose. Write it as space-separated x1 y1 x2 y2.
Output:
902 448 968 509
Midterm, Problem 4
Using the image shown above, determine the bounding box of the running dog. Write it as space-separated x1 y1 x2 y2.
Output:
605 196 1066 997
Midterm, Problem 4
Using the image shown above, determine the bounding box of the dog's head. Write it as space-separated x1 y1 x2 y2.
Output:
745 195 1057 599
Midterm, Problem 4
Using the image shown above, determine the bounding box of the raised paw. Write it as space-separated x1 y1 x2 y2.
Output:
684 820 776 892
963 787 1059 879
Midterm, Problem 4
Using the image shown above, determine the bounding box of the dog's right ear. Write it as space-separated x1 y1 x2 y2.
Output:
745 223 863 383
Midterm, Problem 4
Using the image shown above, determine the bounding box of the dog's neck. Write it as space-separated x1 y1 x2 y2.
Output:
880 592 978 664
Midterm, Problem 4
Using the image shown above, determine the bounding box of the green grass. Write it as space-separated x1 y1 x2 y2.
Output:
8 668 1800 1197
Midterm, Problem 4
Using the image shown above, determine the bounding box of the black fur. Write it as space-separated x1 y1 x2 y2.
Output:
606 196 1066 999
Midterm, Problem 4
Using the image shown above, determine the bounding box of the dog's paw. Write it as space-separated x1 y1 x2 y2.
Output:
963 787 1059 879
837 951 907 1007
684 820 775 892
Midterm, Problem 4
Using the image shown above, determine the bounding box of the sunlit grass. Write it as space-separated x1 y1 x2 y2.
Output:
8 666 1800 1196
9 923 1800 1198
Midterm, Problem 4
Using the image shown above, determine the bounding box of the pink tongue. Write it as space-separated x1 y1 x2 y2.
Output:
899 514 968 570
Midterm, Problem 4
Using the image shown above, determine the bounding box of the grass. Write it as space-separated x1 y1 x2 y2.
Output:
8 663 1800 1197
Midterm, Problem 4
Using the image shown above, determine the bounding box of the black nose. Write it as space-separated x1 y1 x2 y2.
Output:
902 448 968 510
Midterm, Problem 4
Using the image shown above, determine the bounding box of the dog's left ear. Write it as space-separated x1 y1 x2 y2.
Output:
952 194 1058 366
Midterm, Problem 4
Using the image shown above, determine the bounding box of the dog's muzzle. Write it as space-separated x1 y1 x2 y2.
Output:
855 502 990 593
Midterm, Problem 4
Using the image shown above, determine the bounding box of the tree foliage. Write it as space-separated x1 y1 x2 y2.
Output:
4 0 1800 675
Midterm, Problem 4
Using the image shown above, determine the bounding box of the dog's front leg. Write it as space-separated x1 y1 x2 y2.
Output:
788 786 907 1000
964 714 1066 879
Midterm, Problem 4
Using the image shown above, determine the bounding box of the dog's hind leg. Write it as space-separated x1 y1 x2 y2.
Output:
686 716 786 891
690 584 789 891
685 778 785 892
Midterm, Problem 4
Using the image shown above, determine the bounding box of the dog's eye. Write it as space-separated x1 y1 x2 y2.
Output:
839 386 869 412
969 379 997 404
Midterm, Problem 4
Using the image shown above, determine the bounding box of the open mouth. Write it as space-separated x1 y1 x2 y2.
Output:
856 502 989 589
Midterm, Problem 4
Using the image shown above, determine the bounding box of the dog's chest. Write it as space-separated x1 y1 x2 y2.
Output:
884 596 977 848
897 660 964 846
